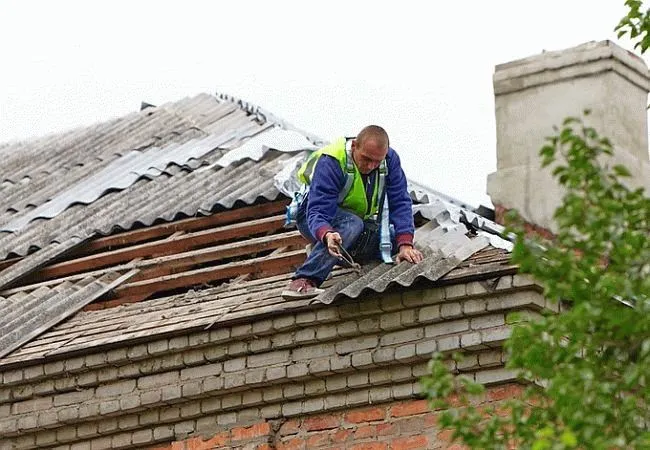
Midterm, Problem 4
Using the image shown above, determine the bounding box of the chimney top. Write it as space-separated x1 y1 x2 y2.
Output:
487 40 650 232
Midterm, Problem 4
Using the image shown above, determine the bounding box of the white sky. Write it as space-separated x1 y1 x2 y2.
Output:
0 1 642 208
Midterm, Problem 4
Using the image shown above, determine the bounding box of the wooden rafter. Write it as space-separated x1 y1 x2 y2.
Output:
130 231 306 282
81 199 289 254
0 256 20 272
26 215 287 281
1 231 307 295
0 200 289 279
113 249 306 299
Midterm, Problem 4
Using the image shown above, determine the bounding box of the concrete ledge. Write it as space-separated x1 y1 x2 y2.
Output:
494 40 650 94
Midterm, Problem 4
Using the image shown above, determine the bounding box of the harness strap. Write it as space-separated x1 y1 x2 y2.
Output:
338 140 356 203
377 160 393 264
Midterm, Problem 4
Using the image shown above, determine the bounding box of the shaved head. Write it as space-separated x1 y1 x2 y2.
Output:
356 125 389 149
351 125 390 174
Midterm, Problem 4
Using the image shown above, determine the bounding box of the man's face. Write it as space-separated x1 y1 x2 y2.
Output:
351 138 388 174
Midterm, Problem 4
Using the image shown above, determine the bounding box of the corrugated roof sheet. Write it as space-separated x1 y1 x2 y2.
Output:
0 131 242 232
0 94 271 259
0 108 203 217
316 225 490 304
0 270 138 359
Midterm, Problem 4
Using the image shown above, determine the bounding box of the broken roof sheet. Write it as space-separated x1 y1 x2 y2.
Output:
0 151 300 289
0 270 138 359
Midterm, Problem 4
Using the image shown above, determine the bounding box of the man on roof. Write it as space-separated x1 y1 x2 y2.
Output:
281 125 424 299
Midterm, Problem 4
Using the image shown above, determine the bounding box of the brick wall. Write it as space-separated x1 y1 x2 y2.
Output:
150 384 524 449
493 205 555 241
0 276 547 449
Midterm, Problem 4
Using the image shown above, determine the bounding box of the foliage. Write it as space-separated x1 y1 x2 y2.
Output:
616 0 650 53
421 4 650 448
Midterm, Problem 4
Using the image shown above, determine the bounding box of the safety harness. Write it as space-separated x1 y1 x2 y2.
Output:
286 140 394 264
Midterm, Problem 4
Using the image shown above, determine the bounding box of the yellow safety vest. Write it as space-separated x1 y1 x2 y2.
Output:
297 137 386 219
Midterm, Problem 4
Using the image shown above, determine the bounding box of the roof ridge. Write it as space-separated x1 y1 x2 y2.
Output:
215 91 327 147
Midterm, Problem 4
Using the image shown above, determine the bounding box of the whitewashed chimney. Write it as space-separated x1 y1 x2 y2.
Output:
487 40 650 231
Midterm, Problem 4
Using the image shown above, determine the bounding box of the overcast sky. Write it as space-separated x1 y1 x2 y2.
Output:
0 1 642 208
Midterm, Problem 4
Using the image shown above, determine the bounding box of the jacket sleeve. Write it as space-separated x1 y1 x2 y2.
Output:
307 155 344 242
385 148 415 248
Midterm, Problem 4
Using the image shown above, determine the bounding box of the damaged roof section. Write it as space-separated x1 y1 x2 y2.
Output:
0 196 514 364
0 92 515 364
0 245 515 369
0 270 139 359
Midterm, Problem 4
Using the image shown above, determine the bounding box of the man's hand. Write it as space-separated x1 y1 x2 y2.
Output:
324 232 343 257
397 244 424 264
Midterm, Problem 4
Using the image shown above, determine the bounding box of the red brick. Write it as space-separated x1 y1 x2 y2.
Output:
186 432 230 450
354 425 377 440
447 445 470 450
232 422 272 441
447 393 463 408
495 405 511 417
256 445 274 450
350 443 387 450
377 423 397 436
390 435 428 450
389 400 429 418
475 406 491 419
169 442 185 450
185 437 205 450
487 384 524 402
394 416 425 434
306 431 330 447
436 429 454 443
277 437 306 450
345 407 386 424
423 412 438 428
304 415 340 431
331 429 352 443
279 419 301 436
207 432 230 447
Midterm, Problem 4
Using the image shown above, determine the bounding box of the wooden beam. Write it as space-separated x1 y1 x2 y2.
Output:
130 231 306 282
83 293 153 311
32 215 287 280
115 249 306 298
3 231 307 294
0 256 20 272
81 199 289 254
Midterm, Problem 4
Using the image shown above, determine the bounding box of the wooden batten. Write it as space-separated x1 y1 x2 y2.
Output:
113 249 306 300
1 232 307 295
81 199 289 254
27 215 287 282
0 256 20 272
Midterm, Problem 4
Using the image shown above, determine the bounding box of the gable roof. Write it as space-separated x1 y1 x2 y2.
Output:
0 93 514 364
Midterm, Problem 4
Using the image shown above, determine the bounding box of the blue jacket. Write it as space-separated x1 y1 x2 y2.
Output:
306 147 415 248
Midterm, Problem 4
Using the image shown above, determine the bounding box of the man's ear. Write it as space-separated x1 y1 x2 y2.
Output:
350 139 357 151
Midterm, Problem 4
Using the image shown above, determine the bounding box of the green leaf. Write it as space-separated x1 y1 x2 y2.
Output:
613 164 632 177
561 430 578 447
